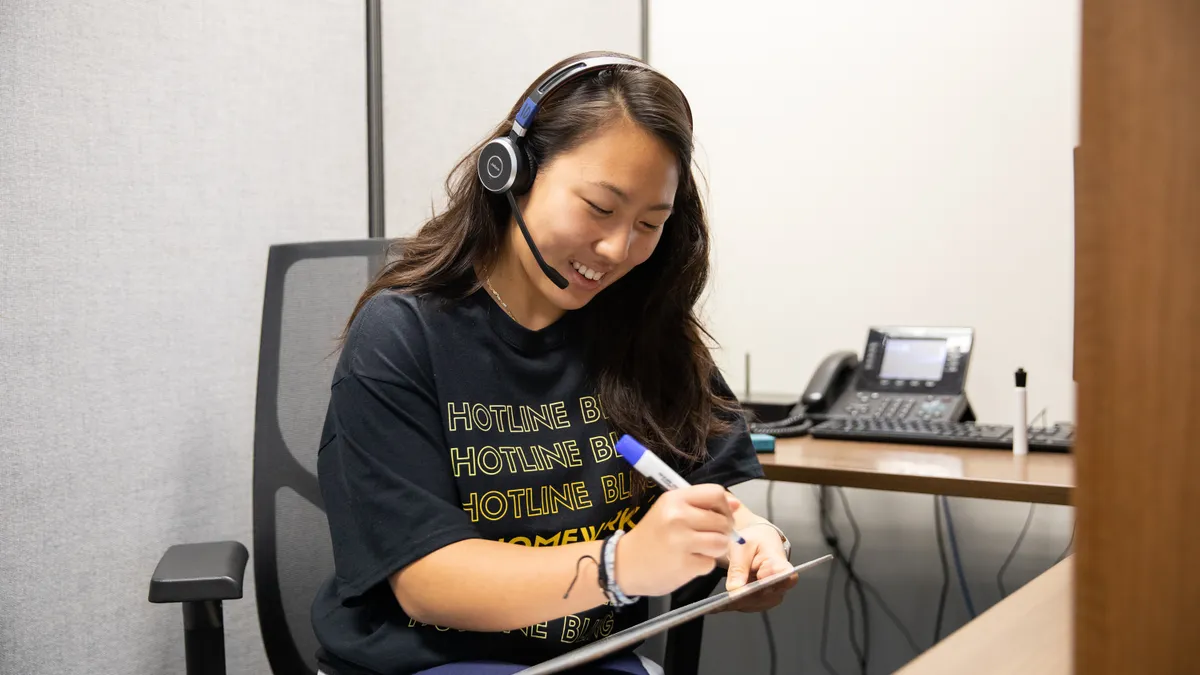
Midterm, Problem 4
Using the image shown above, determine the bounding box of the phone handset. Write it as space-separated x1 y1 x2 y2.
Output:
800 351 860 413
748 350 860 438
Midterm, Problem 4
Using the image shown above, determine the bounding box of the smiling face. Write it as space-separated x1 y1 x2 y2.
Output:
506 115 679 314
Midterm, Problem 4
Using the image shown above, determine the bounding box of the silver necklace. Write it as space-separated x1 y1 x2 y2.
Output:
483 277 517 322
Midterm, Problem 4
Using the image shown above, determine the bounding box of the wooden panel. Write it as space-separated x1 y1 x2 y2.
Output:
1074 0 1200 672
1072 145 1080 382
897 557 1073 675
758 437 1074 505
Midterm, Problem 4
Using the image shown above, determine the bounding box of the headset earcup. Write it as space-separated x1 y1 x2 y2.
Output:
477 137 520 194
510 144 537 195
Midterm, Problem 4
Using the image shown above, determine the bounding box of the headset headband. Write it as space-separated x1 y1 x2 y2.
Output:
510 56 654 138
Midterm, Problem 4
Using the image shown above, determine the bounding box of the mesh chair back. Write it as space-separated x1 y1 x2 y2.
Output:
253 239 388 674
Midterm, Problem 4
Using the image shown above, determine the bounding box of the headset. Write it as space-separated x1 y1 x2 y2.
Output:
476 55 689 289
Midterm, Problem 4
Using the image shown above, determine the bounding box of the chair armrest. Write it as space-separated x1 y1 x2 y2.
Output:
148 541 249 604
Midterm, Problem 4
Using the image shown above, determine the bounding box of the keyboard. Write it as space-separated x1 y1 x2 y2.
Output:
809 418 1075 453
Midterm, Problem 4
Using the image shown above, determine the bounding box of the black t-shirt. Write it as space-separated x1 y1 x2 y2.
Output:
311 288 764 675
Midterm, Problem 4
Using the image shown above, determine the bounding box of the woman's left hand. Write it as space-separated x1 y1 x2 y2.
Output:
721 523 797 613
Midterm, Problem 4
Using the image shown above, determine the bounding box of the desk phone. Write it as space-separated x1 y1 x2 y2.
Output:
811 326 976 424
753 326 977 436
750 326 1075 453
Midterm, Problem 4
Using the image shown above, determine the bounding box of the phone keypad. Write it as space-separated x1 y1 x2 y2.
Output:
842 394 957 422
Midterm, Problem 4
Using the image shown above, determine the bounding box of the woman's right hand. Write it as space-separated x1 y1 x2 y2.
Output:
613 484 737 598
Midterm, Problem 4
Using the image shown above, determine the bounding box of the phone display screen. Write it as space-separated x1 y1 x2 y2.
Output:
879 338 947 382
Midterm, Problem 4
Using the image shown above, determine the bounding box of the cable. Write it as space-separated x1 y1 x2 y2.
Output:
817 487 925 674
1057 522 1076 562
932 496 950 644
819 557 845 675
751 409 807 429
763 481 778 675
815 485 844 675
997 504 1037 598
1028 407 1048 429
761 611 778 675
818 487 867 673
749 407 814 438
816 487 927 674
940 497 976 618
836 489 870 673
762 418 813 437
843 575 866 673
752 405 808 429
836 489 922 656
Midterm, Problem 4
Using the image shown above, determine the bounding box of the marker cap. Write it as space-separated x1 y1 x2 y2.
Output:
615 435 647 465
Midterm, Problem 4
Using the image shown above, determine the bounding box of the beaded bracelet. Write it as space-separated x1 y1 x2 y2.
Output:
599 530 640 607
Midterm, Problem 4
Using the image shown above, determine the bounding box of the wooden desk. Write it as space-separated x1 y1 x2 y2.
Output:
896 557 1073 674
757 437 1074 505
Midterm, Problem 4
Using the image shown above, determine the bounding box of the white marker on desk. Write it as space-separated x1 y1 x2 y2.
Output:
615 435 746 544
1013 368 1029 456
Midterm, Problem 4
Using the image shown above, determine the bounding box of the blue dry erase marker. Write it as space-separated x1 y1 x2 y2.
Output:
615 434 746 545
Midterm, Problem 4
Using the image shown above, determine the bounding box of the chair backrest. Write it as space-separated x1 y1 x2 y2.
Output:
252 239 389 674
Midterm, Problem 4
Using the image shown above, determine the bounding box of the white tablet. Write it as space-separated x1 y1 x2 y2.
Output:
514 553 834 675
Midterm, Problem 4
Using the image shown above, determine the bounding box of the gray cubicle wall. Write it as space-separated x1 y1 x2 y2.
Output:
0 0 366 672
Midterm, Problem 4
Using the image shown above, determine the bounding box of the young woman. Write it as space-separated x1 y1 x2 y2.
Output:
312 51 797 675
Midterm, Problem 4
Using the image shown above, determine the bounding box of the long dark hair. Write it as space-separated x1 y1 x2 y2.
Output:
343 50 738 475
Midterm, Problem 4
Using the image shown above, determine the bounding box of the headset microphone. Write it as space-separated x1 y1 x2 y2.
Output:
506 192 568 289
477 55 660 291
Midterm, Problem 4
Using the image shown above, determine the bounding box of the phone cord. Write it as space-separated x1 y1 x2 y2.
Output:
749 407 814 438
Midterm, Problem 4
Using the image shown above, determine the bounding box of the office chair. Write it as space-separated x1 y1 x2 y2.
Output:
147 238 723 675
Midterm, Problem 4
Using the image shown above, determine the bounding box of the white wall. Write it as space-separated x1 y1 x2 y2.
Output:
650 1 1080 673
653 0 1079 424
